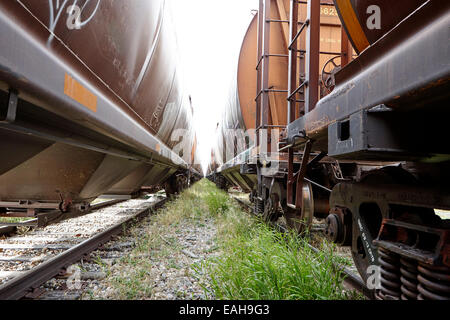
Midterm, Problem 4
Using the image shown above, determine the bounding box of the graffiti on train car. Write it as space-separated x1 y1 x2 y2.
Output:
46 0 100 42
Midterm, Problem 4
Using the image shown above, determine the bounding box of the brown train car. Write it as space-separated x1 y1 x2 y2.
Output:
215 0 343 166
334 0 428 53
0 0 196 212
211 0 450 299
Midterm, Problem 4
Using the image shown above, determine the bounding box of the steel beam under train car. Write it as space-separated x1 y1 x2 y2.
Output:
213 148 256 193
0 91 183 203
287 1 450 160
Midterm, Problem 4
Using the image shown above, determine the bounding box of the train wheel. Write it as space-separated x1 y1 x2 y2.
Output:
284 181 314 234
215 174 228 191
164 176 178 197
176 175 188 192
338 166 439 293
263 193 281 222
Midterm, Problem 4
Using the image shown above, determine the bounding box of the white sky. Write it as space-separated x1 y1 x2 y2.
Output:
170 0 259 174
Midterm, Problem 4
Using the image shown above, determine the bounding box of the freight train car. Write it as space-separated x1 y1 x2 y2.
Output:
213 0 344 223
0 0 198 223
211 0 450 300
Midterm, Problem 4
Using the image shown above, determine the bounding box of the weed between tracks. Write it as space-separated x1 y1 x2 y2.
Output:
87 180 219 300
197 185 356 300
88 179 357 300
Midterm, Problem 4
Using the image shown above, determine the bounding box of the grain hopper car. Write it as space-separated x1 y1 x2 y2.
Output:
0 0 199 224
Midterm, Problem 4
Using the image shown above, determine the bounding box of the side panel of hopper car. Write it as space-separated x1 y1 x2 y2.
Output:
3 0 191 147
107 164 177 196
0 130 103 202
110 94 197 196
216 129 225 167
0 1 193 203
106 93 196 196
334 0 427 53
190 134 199 167
222 169 257 193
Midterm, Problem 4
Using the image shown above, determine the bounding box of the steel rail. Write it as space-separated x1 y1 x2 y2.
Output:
0 199 127 236
231 196 373 299
0 197 168 300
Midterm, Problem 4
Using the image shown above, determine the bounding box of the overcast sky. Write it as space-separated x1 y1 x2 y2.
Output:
170 0 259 173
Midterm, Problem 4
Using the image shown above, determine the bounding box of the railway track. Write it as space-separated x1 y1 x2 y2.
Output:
0 195 168 300
0 199 126 237
231 195 374 300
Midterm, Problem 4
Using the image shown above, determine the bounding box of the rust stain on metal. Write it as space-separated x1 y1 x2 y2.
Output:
307 116 331 132
64 73 97 113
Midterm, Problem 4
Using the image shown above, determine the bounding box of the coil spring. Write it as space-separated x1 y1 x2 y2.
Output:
417 263 450 300
400 258 419 300
376 248 402 300
255 198 264 215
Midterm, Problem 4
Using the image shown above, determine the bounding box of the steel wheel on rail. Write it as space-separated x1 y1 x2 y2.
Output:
263 193 281 222
284 181 314 235
261 179 285 223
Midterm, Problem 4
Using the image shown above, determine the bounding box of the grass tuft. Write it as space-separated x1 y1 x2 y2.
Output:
205 190 230 216
196 185 356 300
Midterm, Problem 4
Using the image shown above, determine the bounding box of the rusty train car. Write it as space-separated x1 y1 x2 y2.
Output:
0 0 200 220
211 0 450 300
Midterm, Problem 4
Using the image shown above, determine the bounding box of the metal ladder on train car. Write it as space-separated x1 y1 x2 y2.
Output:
284 0 352 209
285 0 319 209
254 0 318 210
255 0 289 152
255 0 352 210
254 0 291 208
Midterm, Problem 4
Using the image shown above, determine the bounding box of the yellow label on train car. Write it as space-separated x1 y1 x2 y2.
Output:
321 7 338 17
64 73 98 113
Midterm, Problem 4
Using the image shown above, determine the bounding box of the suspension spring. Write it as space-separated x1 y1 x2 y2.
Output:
376 247 402 300
417 263 450 300
255 198 264 215
400 258 419 300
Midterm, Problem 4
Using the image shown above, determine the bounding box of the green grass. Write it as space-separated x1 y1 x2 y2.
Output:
93 180 219 300
205 189 230 216
195 181 357 300
0 217 32 223
87 179 358 300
